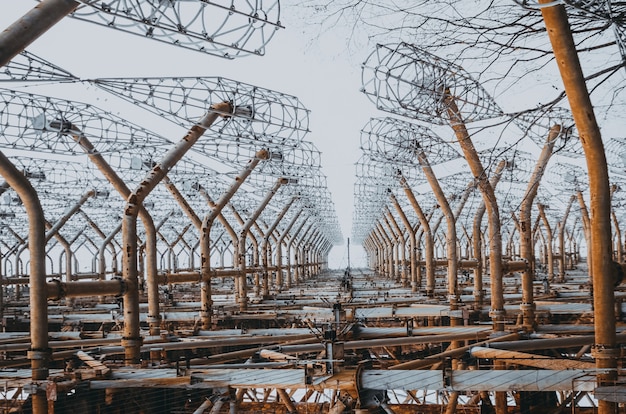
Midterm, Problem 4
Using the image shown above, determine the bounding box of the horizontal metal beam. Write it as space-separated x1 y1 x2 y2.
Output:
85 368 606 392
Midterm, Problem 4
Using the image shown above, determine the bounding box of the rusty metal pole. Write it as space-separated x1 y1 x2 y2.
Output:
539 2 617 411
198 150 268 328
381 215 400 280
389 192 416 289
385 207 406 284
444 94 505 332
375 221 393 279
398 173 435 296
293 224 314 284
610 184 622 263
237 178 287 311
69 130 162 335
0 0 78 67
97 222 122 282
262 197 296 295
286 218 309 288
369 229 384 275
416 150 459 310
122 102 231 363
557 195 576 282
231 207 262 296
0 152 48 414
472 160 507 310
519 126 559 328
537 204 555 281
276 209 304 290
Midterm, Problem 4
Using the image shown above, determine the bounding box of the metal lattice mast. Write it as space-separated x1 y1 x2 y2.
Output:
362 43 508 330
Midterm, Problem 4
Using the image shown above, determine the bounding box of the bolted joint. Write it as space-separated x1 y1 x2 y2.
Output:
519 302 535 312
27 348 51 361
47 279 65 301
121 337 143 348
489 308 506 319
146 315 162 325
113 277 127 297
591 344 621 360
255 149 270 160
210 101 234 118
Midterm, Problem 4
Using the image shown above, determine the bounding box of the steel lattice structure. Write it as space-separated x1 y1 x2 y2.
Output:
91 76 309 147
61 0 283 58
361 42 504 125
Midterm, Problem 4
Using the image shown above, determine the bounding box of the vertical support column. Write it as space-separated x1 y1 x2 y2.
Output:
557 195 576 282
237 178 287 311
444 94 505 332
293 224 313 285
539 4 617 410
122 103 231 363
399 174 435 296
198 149 268 329
416 150 459 310
0 0 79 67
389 192 416 289
276 209 304 291
385 208 406 284
285 218 308 289
0 152 48 414
262 197 296 296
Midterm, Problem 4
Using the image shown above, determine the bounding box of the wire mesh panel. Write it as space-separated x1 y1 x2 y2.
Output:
91 76 309 147
0 51 77 83
63 0 283 58
510 107 582 158
546 161 590 193
360 117 461 166
605 137 626 178
0 89 173 155
361 42 503 125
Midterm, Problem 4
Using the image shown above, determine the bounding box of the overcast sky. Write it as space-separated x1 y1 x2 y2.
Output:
0 1 375 268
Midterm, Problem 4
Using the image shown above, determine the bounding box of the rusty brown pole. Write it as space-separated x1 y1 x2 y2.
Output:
197 148 268 328
444 95 504 331
0 0 79 67
285 218 309 288
386 206 407 284
276 209 304 290
398 173 435 295
557 195 576 282
381 213 399 280
537 204 555 281
519 125 560 327
237 178 287 310
122 102 231 363
416 151 459 308
375 220 393 279
539 2 617 412
262 197 296 295
472 160 507 309
389 192 416 289
69 130 162 335
576 191 592 278
0 152 48 414
610 185 622 263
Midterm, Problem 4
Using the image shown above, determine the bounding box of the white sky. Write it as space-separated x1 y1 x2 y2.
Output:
0 1 374 268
